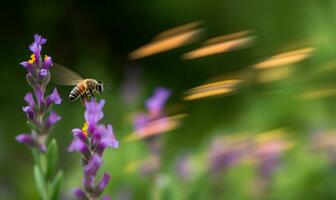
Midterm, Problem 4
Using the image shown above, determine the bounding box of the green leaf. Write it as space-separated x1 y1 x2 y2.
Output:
26 120 37 131
34 165 47 200
32 149 41 164
48 170 64 200
46 139 58 179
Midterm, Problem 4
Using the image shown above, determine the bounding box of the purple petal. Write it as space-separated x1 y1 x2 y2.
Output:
43 55 53 69
95 173 110 195
102 197 112 200
20 61 33 73
145 87 171 116
84 99 105 126
40 69 48 76
22 106 34 120
101 125 119 148
96 125 119 155
48 111 61 125
84 154 103 177
46 88 62 105
72 188 89 200
34 87 44 105
16 134 35 146
73 128 87 143
24 92 35 108
68 137 90 156
29 34 47 62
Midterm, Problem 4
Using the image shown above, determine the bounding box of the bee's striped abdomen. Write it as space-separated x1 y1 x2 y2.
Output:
69 83 86 101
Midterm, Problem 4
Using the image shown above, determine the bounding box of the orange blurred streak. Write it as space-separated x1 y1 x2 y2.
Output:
124 114 187 141
253 47 314 69
128 22 203 60
182 30 254 60
184 79 242 100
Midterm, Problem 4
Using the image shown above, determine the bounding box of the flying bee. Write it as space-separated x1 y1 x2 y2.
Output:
51 64 105 103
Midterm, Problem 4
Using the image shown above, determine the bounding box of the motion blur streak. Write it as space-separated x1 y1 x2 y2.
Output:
128 22 203 60
124 114 187 141
181 30 254 60
300 88 336 100
184 79 242 100
253 47 314 69
257 67 292 83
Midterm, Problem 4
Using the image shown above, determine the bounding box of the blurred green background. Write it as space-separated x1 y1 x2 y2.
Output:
2 0 336 199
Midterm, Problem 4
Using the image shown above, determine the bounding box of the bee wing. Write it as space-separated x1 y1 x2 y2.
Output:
51 63 84 86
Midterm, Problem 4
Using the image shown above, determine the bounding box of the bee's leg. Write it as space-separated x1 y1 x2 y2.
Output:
80 94 87 105
89 89 95 98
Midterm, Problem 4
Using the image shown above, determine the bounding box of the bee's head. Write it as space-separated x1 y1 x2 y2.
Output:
96 81 104 94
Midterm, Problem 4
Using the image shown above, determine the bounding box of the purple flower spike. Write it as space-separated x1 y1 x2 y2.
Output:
145 87 171 116
84 154 103 177
95 173 111 195
73 188 89 200
69 98 118 199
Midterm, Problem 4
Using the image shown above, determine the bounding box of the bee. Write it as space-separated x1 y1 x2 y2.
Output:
51 64 104 103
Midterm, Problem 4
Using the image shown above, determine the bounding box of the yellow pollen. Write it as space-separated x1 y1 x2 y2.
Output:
28 54 35 64
44 55 50 61
82 122 89 137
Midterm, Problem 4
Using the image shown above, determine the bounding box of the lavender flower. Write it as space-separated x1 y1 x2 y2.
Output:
16 34 63 200
68 98 119 200
16 34 61 151
133 87 171 153
208 136 245 175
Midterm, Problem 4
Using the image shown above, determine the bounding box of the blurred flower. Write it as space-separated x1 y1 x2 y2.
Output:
68 98 119 199
208 136 245 174
310 130 336 166
16 34 61 152
139 155 161 177
145 87 171 117
175 154 193 181
133 87 171 154
253 132 291 179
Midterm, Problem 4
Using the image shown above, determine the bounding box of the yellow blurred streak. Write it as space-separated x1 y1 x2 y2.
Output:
254 128 289 144
257 66 292 83
189 79 242 92
128 22 203 60
154 21 203 40
123 114 187 142
253 47 314 69
184 79 242 100
184 88 234 100
300 88 336 100
204 30 252 45
182 31 254 60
